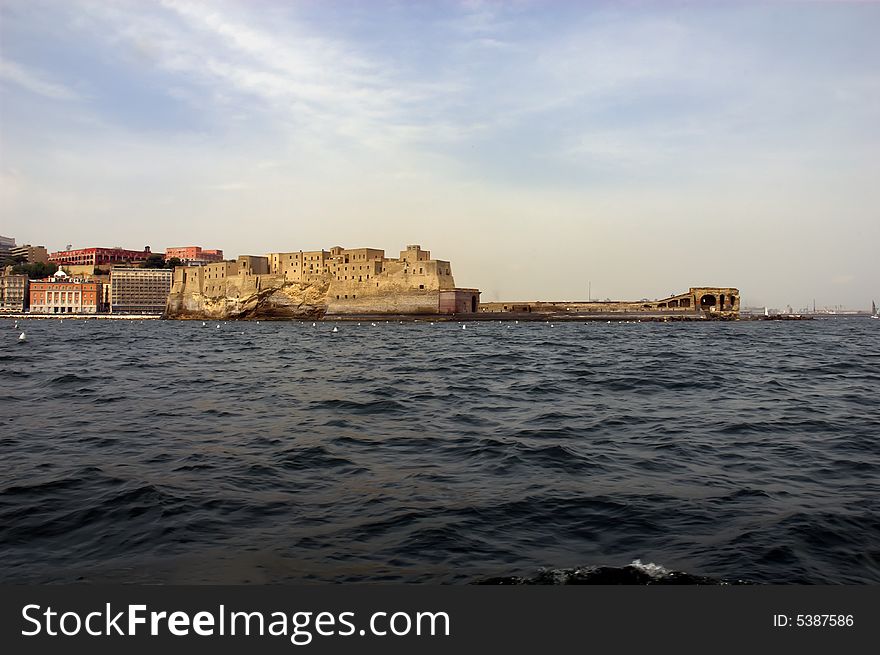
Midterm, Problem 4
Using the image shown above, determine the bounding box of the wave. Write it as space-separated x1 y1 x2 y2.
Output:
476 560 749 585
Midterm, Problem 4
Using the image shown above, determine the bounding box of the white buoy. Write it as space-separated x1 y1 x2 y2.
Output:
550 324 554 328
371 322 377 327
332 326 338 333
312 322 316 327
430 322 434 326
202 322 206 327
216 324 220 329
462 324 466 330
18 332 26 342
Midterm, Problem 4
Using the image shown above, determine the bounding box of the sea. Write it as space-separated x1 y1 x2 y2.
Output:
1 317 878 584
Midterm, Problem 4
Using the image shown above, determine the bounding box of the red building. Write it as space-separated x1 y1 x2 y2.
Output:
49 246 154 267
29 271 102 314
164 246 224 264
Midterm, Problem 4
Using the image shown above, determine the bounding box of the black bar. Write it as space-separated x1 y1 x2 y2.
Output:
0 586 875 653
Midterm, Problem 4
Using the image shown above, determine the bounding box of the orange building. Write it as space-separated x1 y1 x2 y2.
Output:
29 271 102 314
164 246 224 264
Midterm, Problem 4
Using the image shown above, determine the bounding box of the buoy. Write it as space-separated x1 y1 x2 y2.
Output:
430 322 434 326
202 322 206 327
312 322 316 327
18 332 26 342
550 324 554 328
332 326 338 333
371 323 376 327
462 324 466 330
216 324 220 329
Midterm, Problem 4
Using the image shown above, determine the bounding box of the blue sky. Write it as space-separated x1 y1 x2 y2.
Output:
1 0 878 307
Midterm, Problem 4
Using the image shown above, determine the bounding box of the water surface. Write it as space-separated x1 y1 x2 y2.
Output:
1 317 878 583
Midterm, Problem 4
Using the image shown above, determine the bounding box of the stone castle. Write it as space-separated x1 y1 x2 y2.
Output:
166 244 480 319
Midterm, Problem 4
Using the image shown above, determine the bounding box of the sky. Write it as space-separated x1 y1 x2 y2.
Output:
1 0 878 308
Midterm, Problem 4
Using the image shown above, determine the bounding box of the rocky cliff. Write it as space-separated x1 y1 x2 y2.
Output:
166 277 330 319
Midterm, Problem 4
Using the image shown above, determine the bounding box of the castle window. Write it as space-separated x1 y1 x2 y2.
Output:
419 284 424 289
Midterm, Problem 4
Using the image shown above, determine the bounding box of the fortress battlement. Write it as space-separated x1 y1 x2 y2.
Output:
166 244 480 319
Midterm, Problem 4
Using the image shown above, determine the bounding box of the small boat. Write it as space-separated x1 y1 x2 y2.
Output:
18 332 26 342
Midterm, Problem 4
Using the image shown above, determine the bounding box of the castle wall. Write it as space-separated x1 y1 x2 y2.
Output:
326 290 441 315
168 243 479 318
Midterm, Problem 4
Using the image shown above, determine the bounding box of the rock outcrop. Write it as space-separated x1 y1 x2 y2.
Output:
166 277 330 319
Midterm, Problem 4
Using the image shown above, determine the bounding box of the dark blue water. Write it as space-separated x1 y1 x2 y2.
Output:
1 317 878 584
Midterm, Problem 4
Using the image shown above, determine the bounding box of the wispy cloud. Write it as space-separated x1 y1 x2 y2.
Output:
74 0 451 150
0 57 79 100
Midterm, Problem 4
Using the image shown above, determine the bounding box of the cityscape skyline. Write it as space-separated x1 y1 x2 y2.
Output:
1 232 873 312
2 1 879 307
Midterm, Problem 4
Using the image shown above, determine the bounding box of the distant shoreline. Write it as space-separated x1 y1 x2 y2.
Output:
0 314 161 320
1 313 838 322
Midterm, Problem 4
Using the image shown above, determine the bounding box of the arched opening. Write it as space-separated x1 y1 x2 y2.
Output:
471 295 477 313
729 295 737 308
700 294 717 308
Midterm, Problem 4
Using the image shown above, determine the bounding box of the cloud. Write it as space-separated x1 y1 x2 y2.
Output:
0 57 79 100
73 0 448 151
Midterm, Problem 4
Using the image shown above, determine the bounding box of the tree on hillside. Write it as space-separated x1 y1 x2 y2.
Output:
141 254 166 268
12 261 58 279
165 257 183 269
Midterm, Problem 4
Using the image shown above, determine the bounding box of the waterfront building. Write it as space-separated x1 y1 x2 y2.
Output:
0 268 29 312
10 244 49 264
0 235 15 261
49 246 154 267
164 246 224 265
110 268 173 315
29 271 101 314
